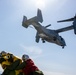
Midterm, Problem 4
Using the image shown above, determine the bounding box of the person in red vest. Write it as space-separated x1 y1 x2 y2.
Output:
16 54 44 75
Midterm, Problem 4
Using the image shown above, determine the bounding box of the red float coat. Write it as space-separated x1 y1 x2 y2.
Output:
22 59 39 75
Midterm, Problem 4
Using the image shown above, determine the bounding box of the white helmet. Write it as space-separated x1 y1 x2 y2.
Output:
22 54 29 61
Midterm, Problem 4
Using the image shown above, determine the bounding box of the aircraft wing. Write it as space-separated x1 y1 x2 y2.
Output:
56 25 73 33
57 18 76 34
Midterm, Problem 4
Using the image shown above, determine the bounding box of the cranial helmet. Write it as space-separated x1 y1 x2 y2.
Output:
22 54 29 61
1 51 7 56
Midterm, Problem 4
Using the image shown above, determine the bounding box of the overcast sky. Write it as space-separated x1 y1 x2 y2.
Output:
0 0 76 75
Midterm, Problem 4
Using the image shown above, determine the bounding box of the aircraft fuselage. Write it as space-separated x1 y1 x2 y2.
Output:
31 22 66 48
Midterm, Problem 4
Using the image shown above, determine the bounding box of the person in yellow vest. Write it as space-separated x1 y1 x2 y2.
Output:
0 51 15 75
0 51 11 69
0 52 6 64
0 51 23 75
6 53 23 75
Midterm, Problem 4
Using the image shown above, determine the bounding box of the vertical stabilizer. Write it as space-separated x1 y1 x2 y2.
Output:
37 9 43 23
23 16 27 22
22 16 28 28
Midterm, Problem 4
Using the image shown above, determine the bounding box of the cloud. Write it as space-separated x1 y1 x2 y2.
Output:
20 44 42 55
44 70 70 75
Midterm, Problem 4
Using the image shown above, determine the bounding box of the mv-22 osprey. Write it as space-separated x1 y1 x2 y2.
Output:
22 9 76 48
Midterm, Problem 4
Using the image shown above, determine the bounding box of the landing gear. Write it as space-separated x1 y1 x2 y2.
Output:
42 39 45 43
62 46 64 49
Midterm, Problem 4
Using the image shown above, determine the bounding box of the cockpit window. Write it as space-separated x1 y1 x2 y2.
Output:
60 36 63 40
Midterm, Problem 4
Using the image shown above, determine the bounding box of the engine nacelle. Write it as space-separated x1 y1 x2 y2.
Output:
73 19 76 34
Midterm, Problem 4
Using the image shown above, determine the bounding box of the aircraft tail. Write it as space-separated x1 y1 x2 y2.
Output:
22 9 43 28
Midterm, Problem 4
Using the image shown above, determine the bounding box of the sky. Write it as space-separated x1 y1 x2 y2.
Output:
0 0 76 75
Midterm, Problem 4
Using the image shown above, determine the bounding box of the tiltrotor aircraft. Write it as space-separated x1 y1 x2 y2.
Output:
22 9 76 48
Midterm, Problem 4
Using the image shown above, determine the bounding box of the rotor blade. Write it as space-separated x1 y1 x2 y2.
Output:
57 17 74 22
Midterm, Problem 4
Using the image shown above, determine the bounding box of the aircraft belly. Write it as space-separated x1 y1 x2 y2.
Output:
39 33 65 47
39 33 56 42
39 33 48 38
